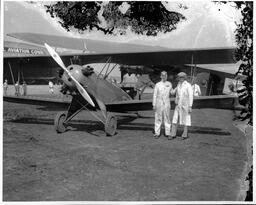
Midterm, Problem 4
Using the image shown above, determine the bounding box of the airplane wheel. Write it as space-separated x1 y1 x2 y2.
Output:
105 113 117 136
54 111 67 133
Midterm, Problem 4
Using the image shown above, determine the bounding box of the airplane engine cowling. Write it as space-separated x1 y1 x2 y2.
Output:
82 65 94 76
62 64 85 89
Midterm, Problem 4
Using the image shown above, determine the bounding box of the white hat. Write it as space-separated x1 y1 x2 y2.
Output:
161 71 167 75
177 72 187 78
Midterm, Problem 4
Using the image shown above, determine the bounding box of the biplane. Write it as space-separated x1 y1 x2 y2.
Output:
3 33 239 136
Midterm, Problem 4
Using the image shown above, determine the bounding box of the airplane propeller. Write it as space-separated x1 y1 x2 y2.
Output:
44 43 95 107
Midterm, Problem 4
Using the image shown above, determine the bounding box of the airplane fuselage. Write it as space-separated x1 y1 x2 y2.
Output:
62 64 132 105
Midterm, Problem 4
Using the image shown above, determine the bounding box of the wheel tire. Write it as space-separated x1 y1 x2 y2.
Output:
54 111 67 133
105 113 117 136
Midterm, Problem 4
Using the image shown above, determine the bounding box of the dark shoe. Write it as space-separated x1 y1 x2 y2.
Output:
154 134 160 139
168 135 176 140
181 136 189 140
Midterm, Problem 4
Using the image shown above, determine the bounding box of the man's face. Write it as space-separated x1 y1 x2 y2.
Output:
178 77 185 83
161 73 167 81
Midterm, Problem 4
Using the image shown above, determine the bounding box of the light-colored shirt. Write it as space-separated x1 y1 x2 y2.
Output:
192 84 201 96
49 81 53 88
153 81 172 107
175 80 193 108
122 74 138 87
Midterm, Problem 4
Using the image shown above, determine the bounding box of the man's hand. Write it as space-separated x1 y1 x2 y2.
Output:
170 87 177 95
188 106 192 113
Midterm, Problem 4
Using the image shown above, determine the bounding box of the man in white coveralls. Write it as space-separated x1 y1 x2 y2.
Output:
170 72 193 140
48 81 54 94
152 71 173 139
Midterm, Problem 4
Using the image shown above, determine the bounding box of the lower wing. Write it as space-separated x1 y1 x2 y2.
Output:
4 95 241 113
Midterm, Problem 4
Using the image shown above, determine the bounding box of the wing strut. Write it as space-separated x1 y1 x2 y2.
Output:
190 54 193 78
104 63 118 79
190 54 197 82
98 57 112 78
8 61 16 88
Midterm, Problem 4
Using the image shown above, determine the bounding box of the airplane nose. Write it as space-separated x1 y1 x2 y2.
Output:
61 65 85 89
82 65 94 76
68 65 85 82
61 72 75 89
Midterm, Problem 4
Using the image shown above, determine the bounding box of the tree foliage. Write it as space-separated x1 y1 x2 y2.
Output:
44 1 186 36
233 1 253 125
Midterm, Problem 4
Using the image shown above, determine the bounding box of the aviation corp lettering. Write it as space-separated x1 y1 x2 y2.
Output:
4 47 44 55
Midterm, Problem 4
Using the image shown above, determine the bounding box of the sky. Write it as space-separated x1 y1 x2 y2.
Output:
4 1 242 49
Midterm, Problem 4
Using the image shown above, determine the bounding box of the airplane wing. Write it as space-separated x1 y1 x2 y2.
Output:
4 41 48 58
8 32 170 52
75 47 236 65
106 95 239 112
3 96 70 109
4 45 236 66
4 95 239 112
24 77 57 80
185 63 241 75
6 33 236 65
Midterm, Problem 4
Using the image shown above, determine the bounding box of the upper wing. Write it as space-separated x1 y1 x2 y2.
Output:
8 32 170 52
7 32 236 65
74 48 236 65
186 63 241 75
5 45 237 66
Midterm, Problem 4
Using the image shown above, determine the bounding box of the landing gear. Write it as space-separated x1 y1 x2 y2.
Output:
54 111 67 133
54 95 118 136
104 113 117 136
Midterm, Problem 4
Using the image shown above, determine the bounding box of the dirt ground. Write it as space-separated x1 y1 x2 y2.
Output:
3 97 248 201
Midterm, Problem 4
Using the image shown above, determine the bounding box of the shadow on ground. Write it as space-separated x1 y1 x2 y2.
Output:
9 116 231 136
